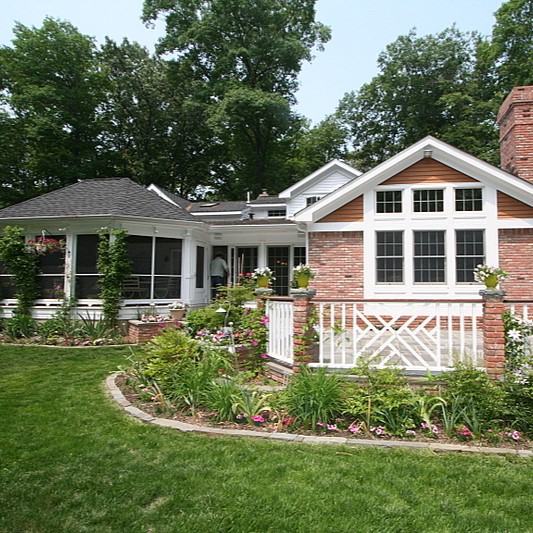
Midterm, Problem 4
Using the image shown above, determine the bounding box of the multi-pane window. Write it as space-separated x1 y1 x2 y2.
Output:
455 188 483 211
414 231 445 283
456 230 484 283
268 246 290 296
376 191 402 213
293 246 306 267
267 209 286 217
376 231 404 283
413 189 444 212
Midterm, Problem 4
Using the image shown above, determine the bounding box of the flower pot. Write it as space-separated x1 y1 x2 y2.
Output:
170 308 185 320
484 274 499 290
257 276 269 288
296 274 310 288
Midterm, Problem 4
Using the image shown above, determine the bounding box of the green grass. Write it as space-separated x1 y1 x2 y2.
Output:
2 346 533 533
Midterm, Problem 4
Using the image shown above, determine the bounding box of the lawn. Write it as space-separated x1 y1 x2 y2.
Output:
1 345 533 533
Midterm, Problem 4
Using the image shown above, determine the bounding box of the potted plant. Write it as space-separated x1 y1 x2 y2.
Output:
169 300 187 320
26 234 65 255
474 264 508 289
251 267 275 288
292 264 315 288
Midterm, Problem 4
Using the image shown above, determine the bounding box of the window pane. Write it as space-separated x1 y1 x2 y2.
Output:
154 276 180 299
413 190 444 212
455 188 483 211
294 247 306 267
456 230 484 283
75 276 100 299
236 247 258 277
127 236 152 275
268 246 289 296
414 231 445 283
376 191 402 213
154 237 182 275
196 246 205 289
376 231 403 283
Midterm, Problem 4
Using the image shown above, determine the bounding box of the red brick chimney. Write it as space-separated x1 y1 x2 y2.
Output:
497 86 533 183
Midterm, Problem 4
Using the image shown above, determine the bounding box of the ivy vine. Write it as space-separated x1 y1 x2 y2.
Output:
0 226 40 315
97 228 131 326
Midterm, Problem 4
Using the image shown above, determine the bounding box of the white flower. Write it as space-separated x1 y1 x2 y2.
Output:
507 329 523 342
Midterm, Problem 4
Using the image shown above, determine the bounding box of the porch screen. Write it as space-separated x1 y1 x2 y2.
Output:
126 236 182 299
75 234 100 299
37 235 66 299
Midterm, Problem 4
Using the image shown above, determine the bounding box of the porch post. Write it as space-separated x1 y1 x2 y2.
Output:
480 289 507 379
290 288 316 372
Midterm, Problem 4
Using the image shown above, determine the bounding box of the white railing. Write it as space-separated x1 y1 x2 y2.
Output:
312 300 484 373
266 299 294 365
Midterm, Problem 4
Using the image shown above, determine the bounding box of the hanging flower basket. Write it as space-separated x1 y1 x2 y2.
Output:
26 236 65 255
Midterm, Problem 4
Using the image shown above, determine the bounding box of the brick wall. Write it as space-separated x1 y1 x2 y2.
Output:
497 86 533 183
308 231 364 299
499 228 533 300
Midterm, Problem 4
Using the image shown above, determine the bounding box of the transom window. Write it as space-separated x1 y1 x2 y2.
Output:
376 191 402 213
413 189 444 213
376 231 404 283
414 231 445 283
456 230 484 283
455 188 483 211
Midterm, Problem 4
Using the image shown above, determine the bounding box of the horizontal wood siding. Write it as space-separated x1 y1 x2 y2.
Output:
318 195 363 222
497 191 533 218
383 159 478 185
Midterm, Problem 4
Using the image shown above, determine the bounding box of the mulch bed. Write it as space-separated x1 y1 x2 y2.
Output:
115 374 532 450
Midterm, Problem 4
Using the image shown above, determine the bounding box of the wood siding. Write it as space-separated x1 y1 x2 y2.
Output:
383 159 478 185
497 191 533 218
318 195 363 222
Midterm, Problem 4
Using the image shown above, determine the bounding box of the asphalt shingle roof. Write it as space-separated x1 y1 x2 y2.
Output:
0 178 199 222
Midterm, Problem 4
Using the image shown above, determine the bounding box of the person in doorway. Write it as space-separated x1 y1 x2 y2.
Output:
210 252 229 289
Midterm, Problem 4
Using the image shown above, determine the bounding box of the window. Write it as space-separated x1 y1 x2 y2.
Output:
306 196 322 206
376 231 404 283
293 246 306 267
414 231 445 283
376 191 402 213
267 209 286 217
413 189 444 212
268 246 289 296
456 230 484 283
455 188 483 211
196 246 205 289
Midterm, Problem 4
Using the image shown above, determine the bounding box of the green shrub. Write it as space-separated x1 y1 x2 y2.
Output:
284 366 344 428
5 313 37 339
439 364 506 425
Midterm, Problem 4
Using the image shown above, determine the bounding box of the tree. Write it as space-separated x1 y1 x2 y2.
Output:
0 18 107 204
491 0 533 92
142 0 330 197
337 28 499 171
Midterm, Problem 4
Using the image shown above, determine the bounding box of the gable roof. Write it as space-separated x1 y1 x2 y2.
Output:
294 136 533 223
0 178 199 222
278 159 362 199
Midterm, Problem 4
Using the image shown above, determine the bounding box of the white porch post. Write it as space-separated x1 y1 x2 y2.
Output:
181 231 194 304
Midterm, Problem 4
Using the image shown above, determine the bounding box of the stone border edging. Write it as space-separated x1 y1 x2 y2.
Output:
106 373 533 457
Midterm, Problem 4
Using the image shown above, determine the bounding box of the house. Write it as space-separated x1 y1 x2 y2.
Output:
0 86 532 320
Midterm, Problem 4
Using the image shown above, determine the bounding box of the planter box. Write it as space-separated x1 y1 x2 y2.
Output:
128 320 178 344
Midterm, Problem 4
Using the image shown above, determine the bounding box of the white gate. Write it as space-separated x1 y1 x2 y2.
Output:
266 299 293 365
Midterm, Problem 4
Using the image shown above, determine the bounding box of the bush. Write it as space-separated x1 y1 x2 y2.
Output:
284 366 344 428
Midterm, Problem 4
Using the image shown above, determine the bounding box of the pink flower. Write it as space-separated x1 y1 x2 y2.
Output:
316 421 324 427
511 430 520 441
348 423 361 434
251 415 265 423
327 424 338 431
283 417 296 426
260 316 270 325
260 353 268 359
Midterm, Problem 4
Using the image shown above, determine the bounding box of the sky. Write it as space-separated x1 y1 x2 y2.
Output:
0 0 505 124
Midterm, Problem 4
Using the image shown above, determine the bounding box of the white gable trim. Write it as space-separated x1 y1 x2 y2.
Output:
294 136 533 223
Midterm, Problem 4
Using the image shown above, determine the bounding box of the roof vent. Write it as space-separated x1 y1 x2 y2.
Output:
260 189 269 196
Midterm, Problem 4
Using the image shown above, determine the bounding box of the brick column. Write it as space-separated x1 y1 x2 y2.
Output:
480 289 507 379
290 288 316 372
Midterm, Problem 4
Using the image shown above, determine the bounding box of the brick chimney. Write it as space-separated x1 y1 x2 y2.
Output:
497 86 533 183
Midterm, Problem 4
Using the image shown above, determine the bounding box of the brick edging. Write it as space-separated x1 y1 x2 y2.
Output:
105 373 533 457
